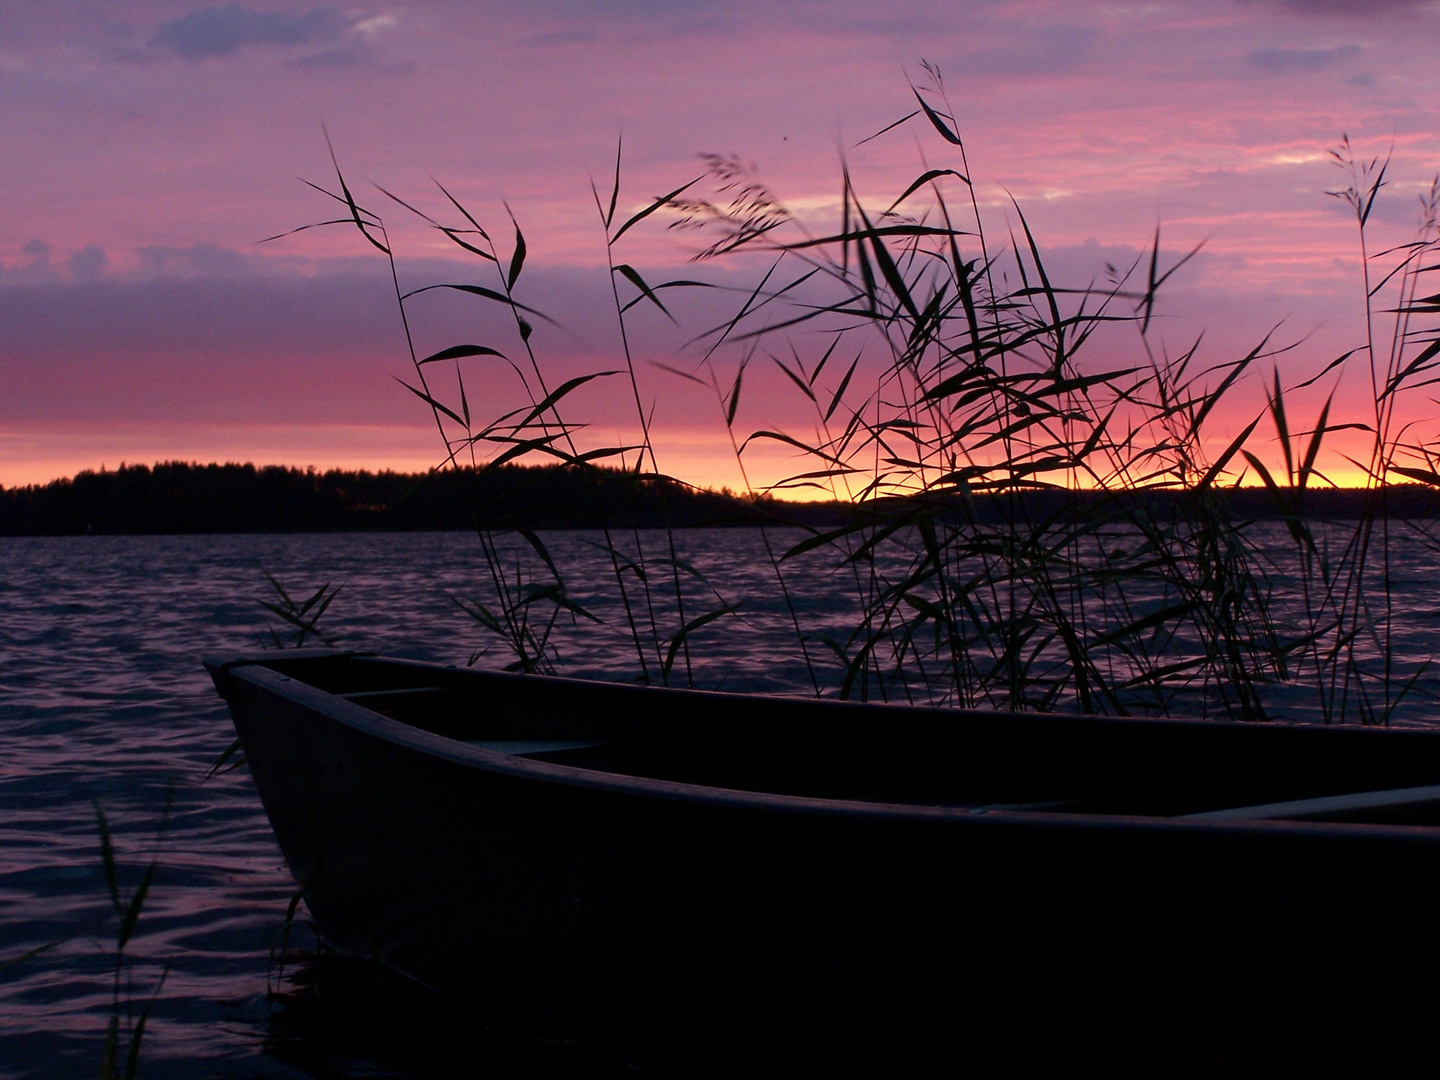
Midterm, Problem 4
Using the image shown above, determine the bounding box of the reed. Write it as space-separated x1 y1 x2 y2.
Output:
663 64 1288 717
1235 139 1440 724
256 569 342 649
285 69 1440 723
274 133 742 685
94 802 169 1080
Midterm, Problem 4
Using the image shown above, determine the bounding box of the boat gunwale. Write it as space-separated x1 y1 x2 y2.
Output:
207 649 1440 845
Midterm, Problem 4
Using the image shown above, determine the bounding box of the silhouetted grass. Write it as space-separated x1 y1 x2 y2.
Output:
278 66 1440 723
95 802 169 1080
645 68 1440 724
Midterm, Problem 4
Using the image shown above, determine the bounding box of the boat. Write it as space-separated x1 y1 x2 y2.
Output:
207 648 1440 1072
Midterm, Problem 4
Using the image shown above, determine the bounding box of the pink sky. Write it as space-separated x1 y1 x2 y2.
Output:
3 0 1440 492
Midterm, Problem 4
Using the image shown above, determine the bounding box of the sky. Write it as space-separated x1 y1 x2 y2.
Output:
4 0 1440 492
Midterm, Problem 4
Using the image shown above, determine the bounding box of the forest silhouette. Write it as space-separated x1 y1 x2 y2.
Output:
2 461 1436 536
0 461 837 535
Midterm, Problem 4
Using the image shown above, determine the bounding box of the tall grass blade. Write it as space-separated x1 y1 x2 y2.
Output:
611 177 703 244
506 212 527 289
95 804 119 914
418 344 508 366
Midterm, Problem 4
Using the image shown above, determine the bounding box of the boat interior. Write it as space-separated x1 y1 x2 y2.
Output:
226 651 1440 826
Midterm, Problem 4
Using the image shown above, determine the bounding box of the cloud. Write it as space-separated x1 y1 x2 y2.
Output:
353 15 397 37
519 29 598 46
1280 0 1427 13
0 269 406 425
939 21 1099 78
148 4 345 61
0 255 793 433
290 44 375 68
1247 43 1362 72
136 243 251 277
8 240 59 285
67 245 109 283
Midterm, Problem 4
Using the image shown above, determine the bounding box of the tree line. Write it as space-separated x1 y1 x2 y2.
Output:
0 462 843 536
2 461 1436 536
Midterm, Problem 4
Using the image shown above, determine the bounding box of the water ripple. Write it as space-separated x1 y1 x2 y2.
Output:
5 526 1440 1076
0 529 850 1078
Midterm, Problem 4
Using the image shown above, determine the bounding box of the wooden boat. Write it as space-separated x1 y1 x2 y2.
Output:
207 649 1440 1072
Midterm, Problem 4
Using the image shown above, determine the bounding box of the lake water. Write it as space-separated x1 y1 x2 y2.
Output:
0 528 869 1079
4 526 1440 1077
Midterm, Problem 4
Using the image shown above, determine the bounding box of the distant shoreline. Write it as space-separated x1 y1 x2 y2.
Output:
2 461 1439 537
0 462 845 536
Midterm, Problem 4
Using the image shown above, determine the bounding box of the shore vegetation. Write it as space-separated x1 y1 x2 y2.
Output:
271 66 1440 724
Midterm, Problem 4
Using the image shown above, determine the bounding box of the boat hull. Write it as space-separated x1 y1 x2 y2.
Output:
209 651 1440 1071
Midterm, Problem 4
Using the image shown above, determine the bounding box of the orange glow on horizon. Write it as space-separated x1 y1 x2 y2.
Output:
0 417 1401 502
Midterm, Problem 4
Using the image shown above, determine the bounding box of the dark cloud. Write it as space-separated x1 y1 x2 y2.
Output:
0 270 403 424
136 243 251 277
149 4 344 60
0 256 791 431
9 240 59 285
1247 43 1362 72
67 245 109 283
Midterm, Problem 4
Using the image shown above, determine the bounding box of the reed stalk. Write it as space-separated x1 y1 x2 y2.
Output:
94 802 169 1080
282 72 1440 724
